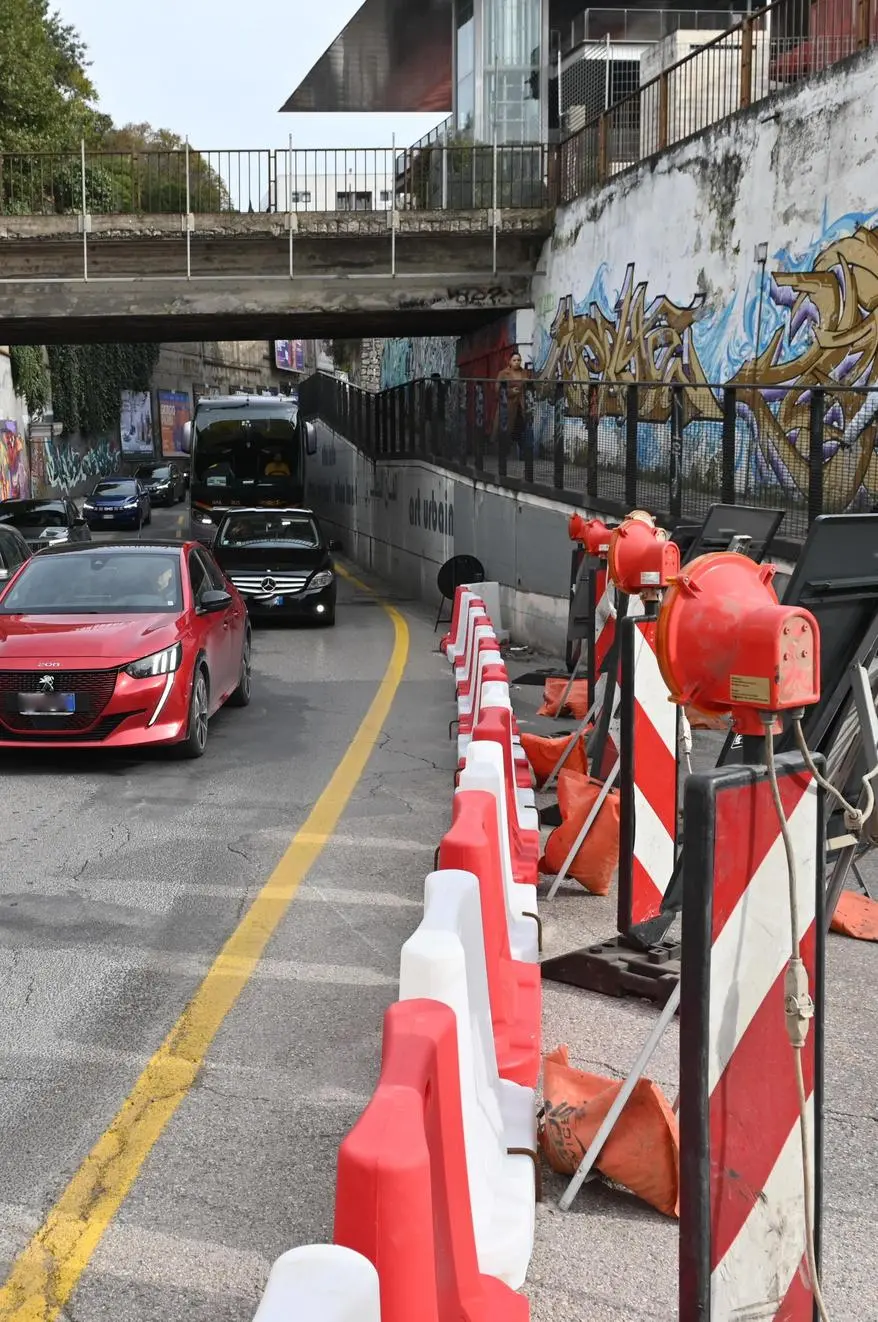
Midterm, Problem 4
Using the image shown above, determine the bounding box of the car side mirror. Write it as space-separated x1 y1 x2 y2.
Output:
198 588 231 613
304 420 318 457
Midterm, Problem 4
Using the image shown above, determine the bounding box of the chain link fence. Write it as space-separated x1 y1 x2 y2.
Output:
301 372 878 541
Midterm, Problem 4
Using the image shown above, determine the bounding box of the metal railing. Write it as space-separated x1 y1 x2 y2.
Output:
300 372 878 542
555 7 747 52
0 143 556 217
559 0 878 200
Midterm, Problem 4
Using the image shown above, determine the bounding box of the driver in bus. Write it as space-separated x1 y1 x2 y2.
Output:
264 451 291 477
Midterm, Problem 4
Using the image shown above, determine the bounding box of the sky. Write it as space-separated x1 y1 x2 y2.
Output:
55 0 445 151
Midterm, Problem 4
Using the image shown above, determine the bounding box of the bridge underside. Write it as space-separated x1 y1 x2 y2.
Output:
0 210 548 345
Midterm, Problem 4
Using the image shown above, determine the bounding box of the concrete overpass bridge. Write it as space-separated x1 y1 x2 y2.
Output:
0 144 555 344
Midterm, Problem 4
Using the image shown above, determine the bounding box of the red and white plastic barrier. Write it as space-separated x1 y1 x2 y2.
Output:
399 868 537 1288
253 1245 381 1320
335 999 529 1322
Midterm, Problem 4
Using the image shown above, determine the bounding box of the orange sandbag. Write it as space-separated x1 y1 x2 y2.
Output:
539 769 620 895
540 1045 680 1218
684 703 730 732
538 677 591 720
519 731 589 789
830 890 878 941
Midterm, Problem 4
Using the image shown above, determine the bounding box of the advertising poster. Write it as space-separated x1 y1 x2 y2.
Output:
158 390 191 457
120 391 155 456
274 340 305 373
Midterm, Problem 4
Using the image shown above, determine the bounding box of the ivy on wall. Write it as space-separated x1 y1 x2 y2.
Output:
9 346 51 418
46 343 161 436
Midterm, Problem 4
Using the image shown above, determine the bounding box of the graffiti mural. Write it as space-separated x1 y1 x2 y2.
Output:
38 434 120 496
380 337 459 390
0 422 29 500
534 208 878 511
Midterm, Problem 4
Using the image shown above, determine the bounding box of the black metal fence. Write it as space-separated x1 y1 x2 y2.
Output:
300 373 878 541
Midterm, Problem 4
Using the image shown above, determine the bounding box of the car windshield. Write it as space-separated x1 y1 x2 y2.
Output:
192 408 300 487
0 551 183 614
93 481 136 497
217 513 320 548
136 465 169 480
0 502 67 528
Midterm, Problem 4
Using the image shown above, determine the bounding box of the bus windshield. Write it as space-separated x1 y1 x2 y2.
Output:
192 409 301 491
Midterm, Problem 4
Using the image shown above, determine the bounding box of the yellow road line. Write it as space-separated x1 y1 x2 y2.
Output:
0 573 409 1322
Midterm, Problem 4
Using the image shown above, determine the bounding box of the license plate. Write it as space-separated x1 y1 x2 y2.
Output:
102 513 114 520
267 595 284 607
18 692 76 715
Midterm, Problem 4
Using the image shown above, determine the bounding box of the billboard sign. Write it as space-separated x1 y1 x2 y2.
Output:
158 390 191 457
120 391 154 456
274 340 305 373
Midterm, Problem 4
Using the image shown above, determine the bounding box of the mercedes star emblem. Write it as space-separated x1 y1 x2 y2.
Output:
261 577 277 594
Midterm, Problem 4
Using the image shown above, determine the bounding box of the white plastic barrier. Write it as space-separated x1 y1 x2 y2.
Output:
458 740 540 963
252 1245 380 1321
399 868 536 1289
466 580 508 643
455 609 493 692
480 688 539 826
457 644 504 722
445 589 479 666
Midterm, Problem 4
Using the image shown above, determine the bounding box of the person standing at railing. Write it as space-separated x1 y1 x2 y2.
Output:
493 349 533 461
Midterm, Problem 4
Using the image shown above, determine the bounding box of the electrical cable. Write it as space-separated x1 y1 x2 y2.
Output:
792 715 878 834
763 722 831 1322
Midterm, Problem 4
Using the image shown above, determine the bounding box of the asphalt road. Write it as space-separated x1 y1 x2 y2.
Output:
0 504 457 1320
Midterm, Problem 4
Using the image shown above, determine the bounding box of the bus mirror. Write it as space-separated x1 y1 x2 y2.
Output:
304 421 318 457
181 421 192 453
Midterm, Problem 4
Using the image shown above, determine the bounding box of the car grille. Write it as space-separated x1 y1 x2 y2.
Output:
0 668 119 734
229 572 311 597
0 711 140 742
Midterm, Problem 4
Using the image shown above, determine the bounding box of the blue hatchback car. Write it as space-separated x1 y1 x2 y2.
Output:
83 478 152 531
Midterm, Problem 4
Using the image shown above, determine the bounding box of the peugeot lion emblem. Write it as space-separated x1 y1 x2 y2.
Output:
38 675 56 693
261 577 277 594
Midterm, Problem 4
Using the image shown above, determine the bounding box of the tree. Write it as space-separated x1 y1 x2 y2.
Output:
100 123 231 213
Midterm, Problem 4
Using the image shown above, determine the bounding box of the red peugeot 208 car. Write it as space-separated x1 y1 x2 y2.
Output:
0 541 251 758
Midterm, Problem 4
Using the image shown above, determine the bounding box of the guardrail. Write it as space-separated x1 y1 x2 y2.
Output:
300 371 878 541
0 144 557 217
559 0 878 200
555 6 746 51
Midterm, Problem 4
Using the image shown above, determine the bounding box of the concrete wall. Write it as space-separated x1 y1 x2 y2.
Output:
305 420 573 652
531 44 878 516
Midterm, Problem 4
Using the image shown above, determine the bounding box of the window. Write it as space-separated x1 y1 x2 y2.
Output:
196 548 227 592
188 549 208 601
290 190 312 204
336 190 373 211
379 190 392 203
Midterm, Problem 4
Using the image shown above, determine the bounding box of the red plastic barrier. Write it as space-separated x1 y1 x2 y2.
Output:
454 601 490 689
334 999 529 1322
438 790 541 1088
457 660 512 734
440 584 469 656
471 706 540 871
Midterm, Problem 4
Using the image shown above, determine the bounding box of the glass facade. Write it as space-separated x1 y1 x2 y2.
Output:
481 0 543 142
456 0 476 134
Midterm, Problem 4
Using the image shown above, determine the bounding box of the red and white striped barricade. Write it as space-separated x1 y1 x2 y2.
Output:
458 680 532 802
679 752 825 1321
588 563 617 695
617 609 681 935
455 612 495 705
252 1245 381 1321
442 586 479 662
399 868 537 1289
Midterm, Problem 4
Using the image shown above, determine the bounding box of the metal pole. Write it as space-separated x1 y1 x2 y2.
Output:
391 132 397 277
545 756 621 900
293 131 300 278
80 139 88 281
557 49 563 126
604 34 611 111
185 137 192 280
492 132 498 276
558 980 681 1211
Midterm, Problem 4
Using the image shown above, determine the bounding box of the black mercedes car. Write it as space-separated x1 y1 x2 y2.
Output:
211 507 338 625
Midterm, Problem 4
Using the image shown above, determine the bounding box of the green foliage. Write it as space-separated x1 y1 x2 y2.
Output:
9 345 50 417
47 344 161 437
328 340 361 376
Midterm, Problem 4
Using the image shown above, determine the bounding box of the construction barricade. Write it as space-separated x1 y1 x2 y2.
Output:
253 1245 381 1321
335 999 530 1322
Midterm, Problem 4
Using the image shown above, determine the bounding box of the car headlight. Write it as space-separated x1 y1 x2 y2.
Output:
308 569 334 590
125 642 183 678
83 501 95 511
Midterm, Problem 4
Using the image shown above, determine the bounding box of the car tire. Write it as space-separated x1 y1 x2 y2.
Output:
227 631 252 707
175 666 210 759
